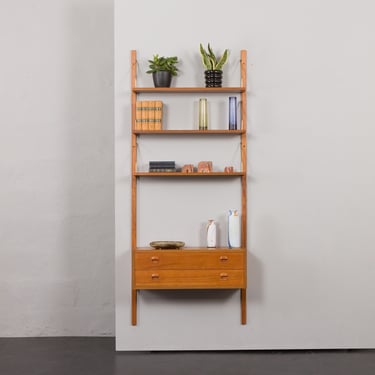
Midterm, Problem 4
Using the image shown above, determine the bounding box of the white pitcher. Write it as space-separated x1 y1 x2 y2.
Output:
206 219 217 248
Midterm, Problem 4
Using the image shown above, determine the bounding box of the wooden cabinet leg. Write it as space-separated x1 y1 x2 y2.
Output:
241 288 247 325
132 289 137 325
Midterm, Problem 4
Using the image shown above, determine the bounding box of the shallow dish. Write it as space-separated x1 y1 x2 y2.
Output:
149 241 185 249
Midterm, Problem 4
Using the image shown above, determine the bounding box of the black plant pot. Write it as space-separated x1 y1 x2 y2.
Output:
152 71 172 88
204 70 223 88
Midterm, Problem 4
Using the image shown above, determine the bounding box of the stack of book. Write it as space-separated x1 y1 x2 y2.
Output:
149 161 176 172
135 100 163 130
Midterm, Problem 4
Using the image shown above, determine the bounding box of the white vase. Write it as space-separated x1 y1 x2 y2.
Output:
228 209 241 248
206 219 217 248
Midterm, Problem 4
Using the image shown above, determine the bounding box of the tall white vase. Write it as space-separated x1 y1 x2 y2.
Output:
206 219 217 248
228 209 241 248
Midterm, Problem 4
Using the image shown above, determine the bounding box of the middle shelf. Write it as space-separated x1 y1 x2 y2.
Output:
134 172 244 177
133 129 245 135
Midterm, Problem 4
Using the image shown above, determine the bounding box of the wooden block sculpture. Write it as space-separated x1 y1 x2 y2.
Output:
182 164 194 173
198 161 213 173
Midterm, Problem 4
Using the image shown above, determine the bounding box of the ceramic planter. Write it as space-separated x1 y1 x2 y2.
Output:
152 71 172 87
204 70 223 87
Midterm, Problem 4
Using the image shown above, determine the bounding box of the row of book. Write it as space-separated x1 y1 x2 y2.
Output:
135 100 163 130
149 161 176 172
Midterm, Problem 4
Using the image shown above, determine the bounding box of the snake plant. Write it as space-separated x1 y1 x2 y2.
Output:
199 43 229 71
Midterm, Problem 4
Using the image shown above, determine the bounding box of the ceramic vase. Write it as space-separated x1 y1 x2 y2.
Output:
199 98 208 130
206 219 217 248
228 209 241 248
229 97 237 130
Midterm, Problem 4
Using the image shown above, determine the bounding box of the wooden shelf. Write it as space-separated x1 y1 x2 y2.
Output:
133 87 246 93
134 172 244 177
130 49 248 325
135 247 246 252
133 129 245 135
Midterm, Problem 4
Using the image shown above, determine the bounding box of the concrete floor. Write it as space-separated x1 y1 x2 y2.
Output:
0 337 375 375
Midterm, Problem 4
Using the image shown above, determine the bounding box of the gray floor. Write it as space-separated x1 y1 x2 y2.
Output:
0 338 375 375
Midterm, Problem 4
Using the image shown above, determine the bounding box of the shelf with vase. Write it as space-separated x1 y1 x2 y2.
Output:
133 129 245 135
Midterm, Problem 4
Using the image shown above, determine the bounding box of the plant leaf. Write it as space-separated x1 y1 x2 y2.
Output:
216 49 229 70
207 43 216 64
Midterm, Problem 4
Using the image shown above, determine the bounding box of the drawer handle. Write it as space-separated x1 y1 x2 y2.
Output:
219 256 228 262
220 273 229 280
151 256 159 263
151 273 160 280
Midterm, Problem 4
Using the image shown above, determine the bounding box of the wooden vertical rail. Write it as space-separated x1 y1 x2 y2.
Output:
131 50 138 325
132 289 137 326
240 49 247 249
240 49 247 324
241 289 247 324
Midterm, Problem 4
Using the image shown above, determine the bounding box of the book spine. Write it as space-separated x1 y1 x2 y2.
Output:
154 100 163 130
149 168 177 172
141 101 149 130
149 161 175 167
148 100 155 130
135 101 143 130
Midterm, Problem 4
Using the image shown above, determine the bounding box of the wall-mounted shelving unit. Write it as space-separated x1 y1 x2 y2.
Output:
130 50 247 325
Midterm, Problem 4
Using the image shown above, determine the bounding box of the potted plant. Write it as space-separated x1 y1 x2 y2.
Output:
146 54 179 88
199 43 229 87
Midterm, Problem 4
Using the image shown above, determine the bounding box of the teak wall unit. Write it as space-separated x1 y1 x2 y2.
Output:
131 50 247 325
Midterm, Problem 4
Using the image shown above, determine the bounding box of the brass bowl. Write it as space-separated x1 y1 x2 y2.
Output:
149 241 185 249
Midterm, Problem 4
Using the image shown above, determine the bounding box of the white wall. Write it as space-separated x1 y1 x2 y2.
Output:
0 0 114 336
115 0 375 349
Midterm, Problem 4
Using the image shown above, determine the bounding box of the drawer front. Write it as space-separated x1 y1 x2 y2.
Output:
135 251 244 270
135 270 245 289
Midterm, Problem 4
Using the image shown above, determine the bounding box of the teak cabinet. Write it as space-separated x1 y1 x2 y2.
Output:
130 50 248 325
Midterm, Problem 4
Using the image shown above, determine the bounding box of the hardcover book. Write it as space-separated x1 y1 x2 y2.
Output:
135 100 164 131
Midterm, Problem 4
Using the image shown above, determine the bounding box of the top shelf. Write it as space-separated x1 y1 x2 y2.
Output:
132 87 246 93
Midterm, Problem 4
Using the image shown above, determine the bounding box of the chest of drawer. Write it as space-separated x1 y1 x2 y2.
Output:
135 269 245 289
135 250 245 270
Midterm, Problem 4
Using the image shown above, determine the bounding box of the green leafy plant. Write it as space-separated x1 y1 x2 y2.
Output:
146 54 179 76
199 43 229 71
